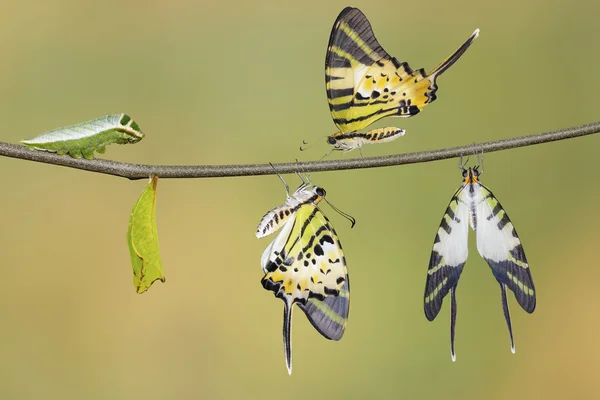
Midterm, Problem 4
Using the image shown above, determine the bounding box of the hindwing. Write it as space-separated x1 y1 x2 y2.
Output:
299 277 349 341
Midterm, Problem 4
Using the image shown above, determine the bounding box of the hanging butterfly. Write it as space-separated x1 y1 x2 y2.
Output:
424 158 535 361
257 170 354 375
321 7 479 156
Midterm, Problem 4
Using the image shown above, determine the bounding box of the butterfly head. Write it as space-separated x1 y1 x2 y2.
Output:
312 186 326 204
462 166 480 184
327 135 354 152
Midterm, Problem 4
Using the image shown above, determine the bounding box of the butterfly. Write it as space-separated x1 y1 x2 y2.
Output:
324 7 479 156
257 172 352 375
424 160 535 361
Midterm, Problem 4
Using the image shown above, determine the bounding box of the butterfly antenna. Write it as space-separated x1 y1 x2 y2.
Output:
269 162 290 198
299 136 326 152
324 198 356 228
299 140 310 152
319 148 335 161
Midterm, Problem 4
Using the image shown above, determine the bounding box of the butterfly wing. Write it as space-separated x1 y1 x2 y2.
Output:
473 183 536 312
325 7 478 133
299 276 349 341
261 204 349 373
472 182 535 352
261 205 348 303
424 185 470 361
424 186 470 321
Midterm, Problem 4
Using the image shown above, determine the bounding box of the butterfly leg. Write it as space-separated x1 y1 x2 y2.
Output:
282 300 294 375
358 146 364 159
450 287 458 362
295 159 312 186
477 148 484 174
500 283 515 354
269 162 291 198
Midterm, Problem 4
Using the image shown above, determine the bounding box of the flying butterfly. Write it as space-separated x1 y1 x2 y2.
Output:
257 170 354 375
424 158 535 361
321 7 479 156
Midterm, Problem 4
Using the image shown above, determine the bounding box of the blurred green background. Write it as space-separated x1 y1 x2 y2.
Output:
0 0 599 398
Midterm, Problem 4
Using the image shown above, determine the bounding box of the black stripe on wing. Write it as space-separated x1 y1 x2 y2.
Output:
477 187 536 314
425 253 465 321
485 247 536 313
424 190 468 321
326 7 388 69
299 277 349 341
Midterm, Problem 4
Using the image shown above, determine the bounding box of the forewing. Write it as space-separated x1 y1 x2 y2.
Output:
325 8 417 133
325 8 478 133
473 184 536 313
424 187 470 321
262 205 348 303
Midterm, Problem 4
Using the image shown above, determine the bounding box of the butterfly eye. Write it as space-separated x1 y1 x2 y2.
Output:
462 169 468 177
316 187 326 197
327 136 337 145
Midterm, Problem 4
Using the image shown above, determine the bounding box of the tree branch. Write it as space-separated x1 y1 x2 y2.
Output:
1 121 598 180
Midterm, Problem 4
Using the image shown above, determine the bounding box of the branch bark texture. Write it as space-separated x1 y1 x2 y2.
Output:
0 121 598 180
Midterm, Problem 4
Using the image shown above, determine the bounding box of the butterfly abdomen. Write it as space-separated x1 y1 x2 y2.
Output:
256 202 301 238
362 127 405 144
331 127 405 150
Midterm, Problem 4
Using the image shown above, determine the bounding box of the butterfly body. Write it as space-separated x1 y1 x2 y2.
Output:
425 166 535 361
258 182 349 374
256 183 318 238
327 127 405 152
325 7 478 153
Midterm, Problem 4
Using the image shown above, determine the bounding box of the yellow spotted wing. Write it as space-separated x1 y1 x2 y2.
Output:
326 7 479 133
261 204 349 374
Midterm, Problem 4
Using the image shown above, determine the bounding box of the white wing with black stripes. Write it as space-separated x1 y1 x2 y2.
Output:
472 182 536 352
424 185 470 361
425 166 536 361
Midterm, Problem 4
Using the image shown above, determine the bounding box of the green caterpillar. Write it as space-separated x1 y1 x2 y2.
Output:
21 113 144 160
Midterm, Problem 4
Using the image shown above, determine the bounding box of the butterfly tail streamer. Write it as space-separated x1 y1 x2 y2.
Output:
428 29 479 78
282 300 293 375
500 283 515 354
450 288 458 362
